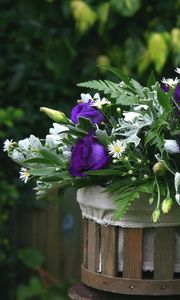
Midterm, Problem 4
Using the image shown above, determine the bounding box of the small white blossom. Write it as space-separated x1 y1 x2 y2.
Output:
119 81 125 87
161 77 179 87
80 93 110 109
19 167 30 183
91 97 110 109
108 140 126 159
3 139 13 152
175 67 180 74
164 139 180 154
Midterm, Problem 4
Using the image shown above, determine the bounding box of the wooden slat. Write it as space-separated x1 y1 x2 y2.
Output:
154 227 175 280
101 225 118 276
87 220 100 272
83 219 88 268
123 228 143 279
81 266 180 296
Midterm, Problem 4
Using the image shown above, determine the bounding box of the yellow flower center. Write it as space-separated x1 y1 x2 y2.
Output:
114 146 121 153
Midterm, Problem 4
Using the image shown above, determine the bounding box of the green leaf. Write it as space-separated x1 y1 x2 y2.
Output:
110 0 141 17
86 169 124 176
42 171 72 182
39 149 65 166
95 128 110 146
78 80 136 105
147 70 157 88
116 94 139 105
23 157 52 164
29 167 57 176
148 32 169 72
130 79 144 97
99 65 134 89
70 0 97 33
157 86 171 111
77 116 95 131
18 248 44 269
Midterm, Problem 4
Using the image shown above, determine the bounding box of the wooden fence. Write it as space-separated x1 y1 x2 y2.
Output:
15 188 83 280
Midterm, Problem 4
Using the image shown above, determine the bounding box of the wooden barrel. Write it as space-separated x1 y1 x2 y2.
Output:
82 220 180 295
77 187 180 295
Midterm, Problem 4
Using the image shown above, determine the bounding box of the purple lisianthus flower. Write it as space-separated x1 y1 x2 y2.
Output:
174 84 180 103
71 102 104 125
161 83 169 93
69 134 110 177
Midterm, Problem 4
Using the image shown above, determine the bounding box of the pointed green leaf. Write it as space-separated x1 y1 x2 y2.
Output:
77 116 96 131
23 157 52 164
147 70 157 88
157 86 171 111
99 65 134 89
39 149 65 166
116 95 139 105
29 167 57 176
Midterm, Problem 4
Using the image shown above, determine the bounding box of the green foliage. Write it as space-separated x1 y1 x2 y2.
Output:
106 180 153 219
17 277 70 300
18 248 44 270
148 32 169 72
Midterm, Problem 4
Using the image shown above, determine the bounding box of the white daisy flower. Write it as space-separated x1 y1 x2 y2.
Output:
175 67 180 74
108 140 126 159
80 93 110 109
92 98 110 109
161 77 179 87
19 167 30 183
164 139 180 154
3 139 13 152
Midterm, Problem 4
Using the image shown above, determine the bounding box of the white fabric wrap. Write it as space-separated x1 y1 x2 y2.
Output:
77 186 180 272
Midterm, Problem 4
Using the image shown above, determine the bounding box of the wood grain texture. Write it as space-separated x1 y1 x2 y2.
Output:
83 219 88 269
87 220 100 272
123 228 143 279
154 227 175 280
81 266 180 296
101 225 118 276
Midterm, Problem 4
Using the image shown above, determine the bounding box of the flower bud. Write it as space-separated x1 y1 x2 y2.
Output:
162 198 173 214
40 107 68 123
152 209 160 223
128 170 133 174
149 197 154 205
117 107 121 113
152 162 167 176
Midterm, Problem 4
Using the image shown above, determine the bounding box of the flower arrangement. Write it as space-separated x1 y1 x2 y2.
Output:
4 66 180 223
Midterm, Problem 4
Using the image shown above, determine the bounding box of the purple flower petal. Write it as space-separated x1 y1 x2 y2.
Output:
69 134 109 177
71 102 104 125
174 84 180 103
161 83 169 93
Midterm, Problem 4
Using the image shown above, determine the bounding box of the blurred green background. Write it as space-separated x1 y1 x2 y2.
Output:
1 0 180 299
